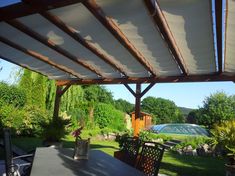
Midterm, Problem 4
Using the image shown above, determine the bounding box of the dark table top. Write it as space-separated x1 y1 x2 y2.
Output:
30 147 145 176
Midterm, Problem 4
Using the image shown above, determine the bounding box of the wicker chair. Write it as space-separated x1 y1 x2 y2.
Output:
136 141 165 176
119 137 142 167
3 128 34 176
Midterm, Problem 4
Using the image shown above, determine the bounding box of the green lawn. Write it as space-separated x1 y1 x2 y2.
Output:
0 137 225 176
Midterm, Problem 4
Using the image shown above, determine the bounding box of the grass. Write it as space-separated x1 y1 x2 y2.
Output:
0 137 226 176
160 152 225 176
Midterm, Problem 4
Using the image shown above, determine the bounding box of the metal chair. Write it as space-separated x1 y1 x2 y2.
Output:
136 141 165 176
3 128 34 176
120 137 142 167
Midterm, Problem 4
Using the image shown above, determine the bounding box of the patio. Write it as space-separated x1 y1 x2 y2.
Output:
0 0 234 175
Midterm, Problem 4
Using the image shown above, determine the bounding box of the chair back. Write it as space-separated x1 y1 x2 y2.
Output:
136 142 165 176
3 128 14 176
121 137 141 166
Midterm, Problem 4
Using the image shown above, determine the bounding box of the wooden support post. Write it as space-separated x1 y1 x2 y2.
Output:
124 83 155 136
134 84 141 136
53 86 62 122
53 85 71 122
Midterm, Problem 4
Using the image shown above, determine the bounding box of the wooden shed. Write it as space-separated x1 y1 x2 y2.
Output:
131 112 152 134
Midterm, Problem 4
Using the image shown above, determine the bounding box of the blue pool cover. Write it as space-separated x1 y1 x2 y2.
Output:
149 123 209 136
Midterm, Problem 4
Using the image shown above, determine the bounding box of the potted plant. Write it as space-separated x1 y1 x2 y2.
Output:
72 126 90 160
213 120 235 176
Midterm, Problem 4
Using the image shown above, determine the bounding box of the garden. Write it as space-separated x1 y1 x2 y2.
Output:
0 69 235 175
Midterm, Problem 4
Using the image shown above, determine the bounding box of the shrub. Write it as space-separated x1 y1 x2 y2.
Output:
94 103 126 131
212 120 235 164
0 82 26 107
115 132 133 149
22 106 50 136
173 136 215 150
0 104 26 135
41 116 70 142
0 104 50 136
81 127 101 139
139 131 172 143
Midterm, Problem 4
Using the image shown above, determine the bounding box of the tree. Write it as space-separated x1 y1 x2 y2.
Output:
94 103 125 131
198 92 235 128
141 96 184 124
187 109 202 124
82 85 114 104
114 99 134 114
18 69 33 105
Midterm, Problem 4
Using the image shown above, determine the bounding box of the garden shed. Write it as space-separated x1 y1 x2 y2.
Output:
131 111 152 132
0 0 234 136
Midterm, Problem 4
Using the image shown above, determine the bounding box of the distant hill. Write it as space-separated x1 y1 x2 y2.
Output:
178 107 195 116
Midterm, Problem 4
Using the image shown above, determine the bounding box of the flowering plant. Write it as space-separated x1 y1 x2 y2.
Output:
72 126 83 139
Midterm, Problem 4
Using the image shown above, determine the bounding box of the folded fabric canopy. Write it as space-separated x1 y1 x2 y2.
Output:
0 0 233 86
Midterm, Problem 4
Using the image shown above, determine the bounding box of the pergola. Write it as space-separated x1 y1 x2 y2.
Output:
0 0 234 135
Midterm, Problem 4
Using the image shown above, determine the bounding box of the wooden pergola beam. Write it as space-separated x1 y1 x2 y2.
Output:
0 36 82 79
140 83 155 97
0 55 46 77
83 0 158 77
143 0 188 75
56 74 235 86
7 19 105 78
0 1 83 21
40 11 128 77
123 84 136 97
215 0 223 74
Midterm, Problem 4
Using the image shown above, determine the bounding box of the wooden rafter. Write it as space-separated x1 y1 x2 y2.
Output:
0 55 46 77
6 19 105 78
143 0 188 75
56 74 235 86
83 0 158 77
0 1 84 21
215 0 223 74
40 11 128 77
0 36 82 79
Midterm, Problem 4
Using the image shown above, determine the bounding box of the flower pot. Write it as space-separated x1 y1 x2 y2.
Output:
73 138 90 160
225 164 235 176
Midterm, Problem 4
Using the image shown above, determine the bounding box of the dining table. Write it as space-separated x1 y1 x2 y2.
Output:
30 147 146 176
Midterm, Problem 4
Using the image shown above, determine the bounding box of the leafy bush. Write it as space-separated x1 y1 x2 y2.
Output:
79 126 101 139
22 106 50 136
0 104 26 135
94 103 126 131
42 116 70 142
212 120 235 164
115 132 133 149
0 104 50 136
139 131 172 143
0 82 26 107
173 136 215 150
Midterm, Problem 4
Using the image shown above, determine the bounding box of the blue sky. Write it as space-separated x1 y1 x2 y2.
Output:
1 0 234 109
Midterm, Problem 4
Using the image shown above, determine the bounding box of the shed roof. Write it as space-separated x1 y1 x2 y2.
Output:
0 0 233 86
